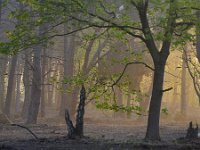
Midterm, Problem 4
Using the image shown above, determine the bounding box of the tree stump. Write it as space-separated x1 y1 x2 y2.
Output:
186 121 198 139
65 85 86 139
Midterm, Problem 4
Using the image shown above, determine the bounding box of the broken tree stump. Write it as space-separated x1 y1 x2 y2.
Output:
186 121 198 139
65 85 86 139
65 109 76 139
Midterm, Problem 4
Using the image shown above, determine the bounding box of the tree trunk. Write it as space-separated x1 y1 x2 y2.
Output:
145 62 166 141
0 0 6 112
21 50 31 119
181 51 187 116
55 65 62 111
3 55 18 117
15 60 22 114
47 57 53 107
60 24 75 116
65 85 86 139
26 45 42 124
11 74 17 115
126 94 131 119
0 56 7 112
40 49 47 117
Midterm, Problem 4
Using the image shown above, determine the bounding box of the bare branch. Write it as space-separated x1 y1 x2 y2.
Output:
11 124 39 140
161 87 173 93
48 25 92 39
111 61 154 87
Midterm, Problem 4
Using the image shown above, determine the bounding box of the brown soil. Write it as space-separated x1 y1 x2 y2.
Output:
0 120 200 150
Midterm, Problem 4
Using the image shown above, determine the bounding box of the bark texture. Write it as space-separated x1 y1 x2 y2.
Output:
65 85 86 139
3 56 18 117
60 24 75 116
15 59 22 114
145 62 166 141
21 50 31 119
26 45 42 124
40 49 47 117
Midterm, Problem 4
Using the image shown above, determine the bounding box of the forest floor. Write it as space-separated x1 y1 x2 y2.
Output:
0 118 200 150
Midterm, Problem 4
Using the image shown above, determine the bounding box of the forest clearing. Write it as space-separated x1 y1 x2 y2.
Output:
0 120 198 150
2 0 200 149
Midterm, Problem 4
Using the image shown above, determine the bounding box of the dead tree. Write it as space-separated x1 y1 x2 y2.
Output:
186 122 198 139
65 85 86 139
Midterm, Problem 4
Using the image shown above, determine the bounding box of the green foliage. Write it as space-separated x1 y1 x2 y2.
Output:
161 107 168 115
1 0 200 54
96 101 142 114
1 0 200 114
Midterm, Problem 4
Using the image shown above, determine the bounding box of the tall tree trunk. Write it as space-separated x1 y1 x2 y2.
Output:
0 56 7 112
0 0 2 111
47 57 53 106
60 24 75 116
181 51 187 116
40 49 47 117
26 44 42 124
55 64 62 111
3 55 18 117
0 0 8 112
126 94 131 119
145 61 166 141
15 60 22 114
21 50 31 119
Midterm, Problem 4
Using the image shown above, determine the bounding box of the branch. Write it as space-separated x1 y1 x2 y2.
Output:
184 48 200 100
87 39 108 72
48 25 92 39
160 0 176 58
136 0 159 61
99 1 116 18
161 87 173 93
83 13 145 41
111 61 154 87
87 13 142 31
11 124 39 140
175 22 194 27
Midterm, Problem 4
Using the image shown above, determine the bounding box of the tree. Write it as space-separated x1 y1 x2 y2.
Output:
0 0 8 112
69 0 198 141
1 0 199 141
60 23 76 117
21 49 31 120
77 0 177 141
3 55 17 116
26 44 42 124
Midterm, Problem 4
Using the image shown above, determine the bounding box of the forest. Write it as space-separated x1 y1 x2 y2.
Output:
1 0 200 149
